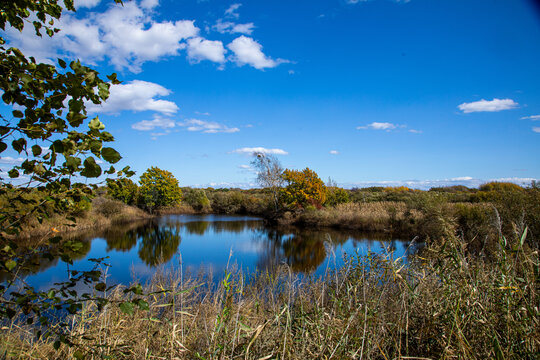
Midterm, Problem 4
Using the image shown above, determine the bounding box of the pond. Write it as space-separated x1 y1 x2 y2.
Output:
10 214 419 290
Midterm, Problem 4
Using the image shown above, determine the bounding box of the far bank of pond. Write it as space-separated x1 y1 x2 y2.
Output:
7 214 419 289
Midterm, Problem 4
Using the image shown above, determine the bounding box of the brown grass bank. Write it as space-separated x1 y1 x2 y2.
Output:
278 202 496 240
17 197 152 239
1 230 538 359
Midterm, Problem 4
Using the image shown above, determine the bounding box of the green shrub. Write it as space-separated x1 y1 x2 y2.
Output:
182 188 211 212
106 178 138 205
325 186 349 207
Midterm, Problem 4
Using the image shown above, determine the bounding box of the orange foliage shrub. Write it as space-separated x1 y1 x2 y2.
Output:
281 168 327 208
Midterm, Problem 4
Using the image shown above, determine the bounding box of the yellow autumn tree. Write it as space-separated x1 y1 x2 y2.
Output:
281 168 327 208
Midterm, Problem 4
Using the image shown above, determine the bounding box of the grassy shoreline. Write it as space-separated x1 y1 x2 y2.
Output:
1 230 538 359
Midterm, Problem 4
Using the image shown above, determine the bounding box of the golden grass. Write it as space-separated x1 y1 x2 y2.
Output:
155 204 199 215
284 202 423 233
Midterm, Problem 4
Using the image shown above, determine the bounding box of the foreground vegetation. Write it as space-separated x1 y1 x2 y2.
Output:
2 1 537 358
1 225 538 359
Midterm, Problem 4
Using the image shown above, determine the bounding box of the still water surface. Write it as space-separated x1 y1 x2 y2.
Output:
20 214 417 290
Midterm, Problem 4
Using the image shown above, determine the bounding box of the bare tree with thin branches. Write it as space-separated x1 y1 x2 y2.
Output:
251 152 284 211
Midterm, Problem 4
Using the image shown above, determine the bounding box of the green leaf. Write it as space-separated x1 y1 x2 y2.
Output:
73 350 85 360
0 142 7 153
51 140 64 153
137 300 149 310
8 169 19 178
95 283 106 292
67 112 86 127
32 144 42 156
101 147 121 164
89 117 105 131
65 156 81 171
107 73 121 85
89 140 102 154
5 260 17 271
98 82 109 99
58 58 66 68
80 157 102 178
119 302 135 315
12 110 24 118
12 138 26 153
53 341 61 350
520 226 528 247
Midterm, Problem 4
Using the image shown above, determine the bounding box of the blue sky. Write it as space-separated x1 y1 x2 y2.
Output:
2 0 540 189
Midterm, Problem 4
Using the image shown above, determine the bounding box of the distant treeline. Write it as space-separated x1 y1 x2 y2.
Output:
4 163 538 249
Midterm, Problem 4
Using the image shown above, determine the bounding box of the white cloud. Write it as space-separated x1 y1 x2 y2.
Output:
97 3 199 72
74 0 102 9
225 3 242 18
238 164 256 173
458 98 518 113
329 150 339 155
521 115 540 120
228 36 283 69
187 37 226 63
409 129 422 134
150 131 171 140
132 115 176 131
450 176 473 181
6 1 200 72
140 0 159 9
232 147 288 155
5 1 282 73
0 157 25 164
357 122 397 131
178 119 239 133
214 20 255 35
343 177 537 190
87 80 179 114
196 181 255 189
533 127 540 133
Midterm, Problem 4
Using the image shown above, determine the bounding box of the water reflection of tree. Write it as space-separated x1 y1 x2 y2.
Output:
104 229 138 252
138 223 181 267
0 240 91 282
255 228 333 273
211 220 262 234
282 233 327 272
183 221 210 235
181 220 263 236
255 227 395 274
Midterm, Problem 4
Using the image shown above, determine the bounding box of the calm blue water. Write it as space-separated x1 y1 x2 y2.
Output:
11 214 417 290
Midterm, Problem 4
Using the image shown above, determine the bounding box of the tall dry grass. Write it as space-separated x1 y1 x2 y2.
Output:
291 202 423 232
1 227 538 359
